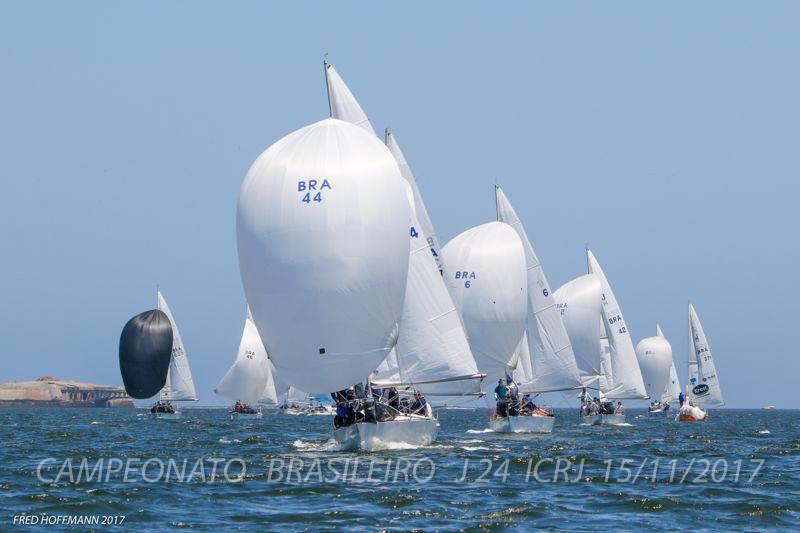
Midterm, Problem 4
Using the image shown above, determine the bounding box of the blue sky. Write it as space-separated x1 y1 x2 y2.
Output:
1 2 797 407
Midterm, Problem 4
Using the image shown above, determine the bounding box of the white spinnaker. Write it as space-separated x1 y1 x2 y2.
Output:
385 131 446 274
657 324 682 403
371 196 484 395
586 250 648 399
554 274 603 386
237 118 411 393
494 186 583 393
687 304 724 407
635 333 673 402
215 308 271 405
441 222 527 382
324 62 375 135
156 291 198 402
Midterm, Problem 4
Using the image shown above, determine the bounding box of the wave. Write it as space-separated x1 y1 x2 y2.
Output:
466 429 494 434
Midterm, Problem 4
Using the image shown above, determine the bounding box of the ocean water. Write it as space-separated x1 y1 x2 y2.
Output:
1 408 798 530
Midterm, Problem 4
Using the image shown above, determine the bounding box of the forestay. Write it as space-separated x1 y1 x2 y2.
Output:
554 274 603 386
215 308 271 405
441 222 527 381
495 186 583 393
237 118 411 393
586 250 647 399
157 291 198 402
687 304 724 407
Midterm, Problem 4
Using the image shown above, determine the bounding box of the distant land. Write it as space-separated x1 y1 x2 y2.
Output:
0 376 133 408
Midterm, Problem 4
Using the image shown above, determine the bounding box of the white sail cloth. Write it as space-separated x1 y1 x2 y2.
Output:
156 291 197 401
688 304 724 407
237 118 411 393
586 250 648 399
554 274 604 386
659 325 682 404
324 62 375 135
635 331 673 402
260 361 289 405
326 62 482 396
441 221 527 381
215 308 271 405
385 131 446 275
495 187 583 393
370 193 483 395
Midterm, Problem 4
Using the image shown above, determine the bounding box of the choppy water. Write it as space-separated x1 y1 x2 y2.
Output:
1 408 798 530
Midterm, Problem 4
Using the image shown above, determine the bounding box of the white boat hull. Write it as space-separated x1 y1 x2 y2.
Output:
489 415 555 433
677 405 707 422
582 413 626 426
333 416 439 451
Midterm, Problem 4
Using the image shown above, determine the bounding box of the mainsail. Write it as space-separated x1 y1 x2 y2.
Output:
495 186 583 393
119 309 173 399
237 118 411 393
326 62 483 395
157 291 198 402
586 250 647 400
385 130 446 275
370 197 484 395
554 274 604 386
324 61 375 135
687 304 724 407
441 221 527 381
659 325 682 404
215 307 271 405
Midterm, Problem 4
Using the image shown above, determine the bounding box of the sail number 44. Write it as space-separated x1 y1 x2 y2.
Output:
298 179 332 204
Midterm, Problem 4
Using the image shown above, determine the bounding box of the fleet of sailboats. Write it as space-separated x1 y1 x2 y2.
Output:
118 60 727 441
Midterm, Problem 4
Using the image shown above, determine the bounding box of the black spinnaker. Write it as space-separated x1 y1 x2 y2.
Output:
119 309 173 399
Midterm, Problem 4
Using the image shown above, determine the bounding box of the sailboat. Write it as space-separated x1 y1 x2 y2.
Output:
215 307 270 419
636 325 673 415
493 186 583 432
562 250 647 425
680 304 723 422
324 60 484 449
152 290 198 418
237 62 412 449
257 360 286 410
442 221 553 432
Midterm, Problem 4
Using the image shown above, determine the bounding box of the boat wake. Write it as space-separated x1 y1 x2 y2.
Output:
292 439 344 452
466 429 495 434
758 430 771 435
